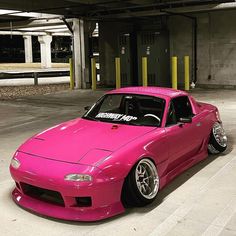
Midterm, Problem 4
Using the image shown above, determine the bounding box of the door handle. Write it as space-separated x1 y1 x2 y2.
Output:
196 122 201 127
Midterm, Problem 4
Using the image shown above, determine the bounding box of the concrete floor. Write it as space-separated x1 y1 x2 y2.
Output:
0 88 235 236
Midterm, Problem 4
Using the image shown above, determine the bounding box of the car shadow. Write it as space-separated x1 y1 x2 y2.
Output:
8 134 234 226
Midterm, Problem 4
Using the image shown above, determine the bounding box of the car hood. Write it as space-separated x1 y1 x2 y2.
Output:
18 118 156 165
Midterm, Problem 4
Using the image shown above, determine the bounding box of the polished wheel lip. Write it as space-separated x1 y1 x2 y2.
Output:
213 122 227 147
135 159 159 200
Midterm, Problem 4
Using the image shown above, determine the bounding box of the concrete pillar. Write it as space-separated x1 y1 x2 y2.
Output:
84 21 96 87
23 35 33 63
72 19 86 89
71 19 95 89
99 22 120 87
38 35 52 68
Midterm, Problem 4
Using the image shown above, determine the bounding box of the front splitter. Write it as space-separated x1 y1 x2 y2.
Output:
12 188 125 222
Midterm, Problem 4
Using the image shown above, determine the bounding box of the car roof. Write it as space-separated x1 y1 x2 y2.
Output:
108 86 188 99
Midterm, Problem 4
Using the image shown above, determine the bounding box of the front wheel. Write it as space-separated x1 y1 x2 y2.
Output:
121 158 159 207
208 122 227 154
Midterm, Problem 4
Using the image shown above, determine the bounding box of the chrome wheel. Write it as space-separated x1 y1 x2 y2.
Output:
135 159 159 200
208 122 228 154
212 122 227 147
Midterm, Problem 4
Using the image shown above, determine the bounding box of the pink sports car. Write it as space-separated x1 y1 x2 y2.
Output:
10 87 227 221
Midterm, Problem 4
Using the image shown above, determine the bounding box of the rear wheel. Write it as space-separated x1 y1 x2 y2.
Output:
121 158 159 207
208 122 227 154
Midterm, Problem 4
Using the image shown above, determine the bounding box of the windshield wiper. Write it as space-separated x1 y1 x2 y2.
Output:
83 116 98 121
111 119 142 126
128 121 143 126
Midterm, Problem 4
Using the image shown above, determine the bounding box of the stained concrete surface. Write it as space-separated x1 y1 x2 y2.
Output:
0 84 69 100
0 88 235 236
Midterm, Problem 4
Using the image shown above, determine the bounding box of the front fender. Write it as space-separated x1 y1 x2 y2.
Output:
97 129 168 181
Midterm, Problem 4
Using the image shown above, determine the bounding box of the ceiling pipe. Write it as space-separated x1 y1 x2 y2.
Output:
61 17 73 34
87 1 236 19
88 0 235 16
161 1 236 15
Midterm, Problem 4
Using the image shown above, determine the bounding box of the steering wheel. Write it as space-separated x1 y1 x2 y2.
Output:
144 114 161 123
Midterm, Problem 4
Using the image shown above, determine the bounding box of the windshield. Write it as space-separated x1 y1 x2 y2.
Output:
83 94 165 127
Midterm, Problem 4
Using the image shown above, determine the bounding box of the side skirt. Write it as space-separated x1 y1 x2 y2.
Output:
159 150 208 190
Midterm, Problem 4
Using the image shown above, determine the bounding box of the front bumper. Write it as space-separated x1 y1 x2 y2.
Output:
10 151 125 221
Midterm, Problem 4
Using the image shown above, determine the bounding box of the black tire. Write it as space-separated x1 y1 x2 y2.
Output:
208 122 227 154
121 158 159 207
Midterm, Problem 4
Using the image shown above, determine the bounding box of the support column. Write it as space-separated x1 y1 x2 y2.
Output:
72 19 87 89
23 35 33 63
83 21 96 88
38 35 52 68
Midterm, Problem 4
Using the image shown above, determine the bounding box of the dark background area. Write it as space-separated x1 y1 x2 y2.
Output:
0 36 73 63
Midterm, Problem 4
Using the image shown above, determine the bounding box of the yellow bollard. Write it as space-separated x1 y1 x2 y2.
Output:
91 58 96 90
142 57 148 86
172 56 178 89
184 56 190 91
69 58 74 90
115 57 121 89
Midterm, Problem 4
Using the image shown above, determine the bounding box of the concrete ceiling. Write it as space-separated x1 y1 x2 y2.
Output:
0 10 71 35
0 0 235 20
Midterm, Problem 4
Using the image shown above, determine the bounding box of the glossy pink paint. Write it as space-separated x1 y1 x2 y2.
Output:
10 87 218 221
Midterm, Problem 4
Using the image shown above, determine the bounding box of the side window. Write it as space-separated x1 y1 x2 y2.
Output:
166 102 177 126
172 96 193 121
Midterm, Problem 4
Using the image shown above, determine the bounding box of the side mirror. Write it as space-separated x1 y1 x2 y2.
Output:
179 117 192 123
84 106 91 111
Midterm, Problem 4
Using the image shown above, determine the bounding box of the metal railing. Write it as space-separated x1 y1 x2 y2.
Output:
0 70 69 86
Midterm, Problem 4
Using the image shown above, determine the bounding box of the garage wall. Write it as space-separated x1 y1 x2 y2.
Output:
99 19 168 87
168 16 193 87
169 9 236 88
99 22 133 86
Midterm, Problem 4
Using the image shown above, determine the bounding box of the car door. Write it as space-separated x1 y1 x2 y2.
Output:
164 96 204 172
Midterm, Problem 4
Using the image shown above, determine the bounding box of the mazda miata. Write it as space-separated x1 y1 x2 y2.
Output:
10 87 227 221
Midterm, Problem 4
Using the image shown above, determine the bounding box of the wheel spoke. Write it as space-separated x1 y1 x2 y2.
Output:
141 184 146 193
143 181 151 192
137 165 142 175
143 176 152 181
141 165 146 176
137 181 142 192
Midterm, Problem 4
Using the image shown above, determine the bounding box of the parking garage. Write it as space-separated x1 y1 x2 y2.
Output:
0 1 236 236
